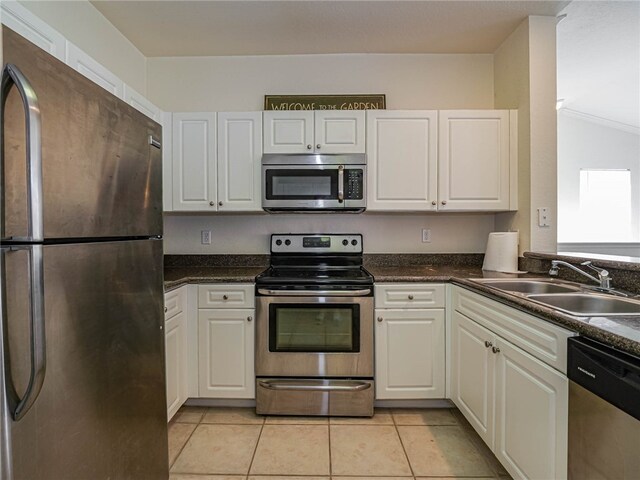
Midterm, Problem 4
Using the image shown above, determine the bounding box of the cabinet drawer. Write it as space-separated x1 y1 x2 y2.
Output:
452 286 575 373
375 283 445 309
198 284 255 309
164 286 186 320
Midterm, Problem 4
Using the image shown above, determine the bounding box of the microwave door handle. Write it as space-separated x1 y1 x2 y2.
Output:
337 165 344 203
1 64 44 242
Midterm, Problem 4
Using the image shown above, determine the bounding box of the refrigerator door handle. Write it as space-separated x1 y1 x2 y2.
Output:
1 245 46 421
1 64 44 242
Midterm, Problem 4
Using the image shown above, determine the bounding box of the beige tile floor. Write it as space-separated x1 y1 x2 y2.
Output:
168 407 511 480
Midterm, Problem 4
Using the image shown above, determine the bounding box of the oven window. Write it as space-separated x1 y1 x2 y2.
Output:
269 304 360 352
265 170 338 200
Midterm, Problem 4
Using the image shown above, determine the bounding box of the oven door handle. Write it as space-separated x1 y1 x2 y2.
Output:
257 288 371 297
258 380 371 392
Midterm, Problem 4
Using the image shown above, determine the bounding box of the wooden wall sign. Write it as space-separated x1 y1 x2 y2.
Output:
264 94 386 111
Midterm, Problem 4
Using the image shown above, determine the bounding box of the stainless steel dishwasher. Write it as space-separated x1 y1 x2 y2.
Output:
567 336 640 479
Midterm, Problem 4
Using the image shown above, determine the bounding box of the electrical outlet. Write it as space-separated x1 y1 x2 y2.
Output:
422 228 431 243
201 230 211 245
537 208 550 227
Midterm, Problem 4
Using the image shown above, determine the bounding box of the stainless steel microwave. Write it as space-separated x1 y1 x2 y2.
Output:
261 154 367 213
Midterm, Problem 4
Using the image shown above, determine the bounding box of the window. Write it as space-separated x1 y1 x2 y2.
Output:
579 169 632 241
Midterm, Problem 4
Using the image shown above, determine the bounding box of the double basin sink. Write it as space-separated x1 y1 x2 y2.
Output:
472 278 640 316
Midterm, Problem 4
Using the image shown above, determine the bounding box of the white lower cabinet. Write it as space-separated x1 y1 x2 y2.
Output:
375 283 446 399
198 308 255 399
451 286 570 480
165 286 188 421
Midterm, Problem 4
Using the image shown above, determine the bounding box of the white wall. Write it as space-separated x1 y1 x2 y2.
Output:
152 52 498 254
17 0 147 94
494 16 558 255
163 213 496 254
147 53 494 111
558 111 640 241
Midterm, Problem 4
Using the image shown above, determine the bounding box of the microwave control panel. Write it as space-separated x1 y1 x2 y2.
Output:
345 169 363 200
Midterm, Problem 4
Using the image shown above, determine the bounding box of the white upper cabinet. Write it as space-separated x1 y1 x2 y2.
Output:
264 111 365 154
263 111 314 154
172 113 217 211
65 41 124 98
314 111 366 154
366 110 438 211
123 85 162 121
438 110 516 211
217 112 263 212
0 1 66 61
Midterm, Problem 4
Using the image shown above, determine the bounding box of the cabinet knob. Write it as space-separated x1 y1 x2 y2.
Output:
431 201 437 206
307 144 312 150
377 316 383 322
164 307 168 313
223 295 229 300
316 144 321 149
441 201 447 206
484 341 493 348
209 201 215 206
492 346 501 354
218 201 223 206
247 316 253 322
408 294 414 300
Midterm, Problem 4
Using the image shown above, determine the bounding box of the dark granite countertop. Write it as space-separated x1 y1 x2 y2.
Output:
163 254 640 356
164 266 265 291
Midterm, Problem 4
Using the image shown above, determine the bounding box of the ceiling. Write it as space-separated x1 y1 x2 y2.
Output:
91 0 569 56
557 1 640 129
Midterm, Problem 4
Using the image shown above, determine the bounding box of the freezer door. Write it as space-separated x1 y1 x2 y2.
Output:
1 27 162 241
1 239 167 479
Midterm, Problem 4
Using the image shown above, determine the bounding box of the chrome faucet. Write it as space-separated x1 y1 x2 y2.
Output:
549 260 611 289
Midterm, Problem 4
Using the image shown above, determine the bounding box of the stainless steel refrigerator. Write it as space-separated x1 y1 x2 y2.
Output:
0 27 168 479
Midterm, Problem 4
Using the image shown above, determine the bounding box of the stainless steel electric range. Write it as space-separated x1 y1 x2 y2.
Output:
254 234 374 417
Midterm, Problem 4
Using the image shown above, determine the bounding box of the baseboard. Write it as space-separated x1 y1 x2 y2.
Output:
185 398 257 408
375 399 454 408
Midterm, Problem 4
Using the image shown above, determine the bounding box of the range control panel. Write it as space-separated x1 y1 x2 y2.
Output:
271 234 363 254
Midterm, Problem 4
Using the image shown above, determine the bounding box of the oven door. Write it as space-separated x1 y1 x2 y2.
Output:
255 295 374 377
262 165 366 211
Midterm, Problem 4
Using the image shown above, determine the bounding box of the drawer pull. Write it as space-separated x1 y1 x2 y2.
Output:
164 307 168 313
247 316 252 322
408 294 414 300
492 346 501 354
377 316 383 322
484 341 493 348
223 295 229 300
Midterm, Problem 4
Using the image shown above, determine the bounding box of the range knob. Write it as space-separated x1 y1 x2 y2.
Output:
275 239 282 246
351 239 358 246
342 239 349 246
284 239 291 246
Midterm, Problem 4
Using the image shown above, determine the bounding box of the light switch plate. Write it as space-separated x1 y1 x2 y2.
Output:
537 208 550 227
422 228 431 243
201 230 212 245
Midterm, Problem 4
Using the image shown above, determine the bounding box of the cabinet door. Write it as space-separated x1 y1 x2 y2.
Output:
198 309 255 399
217 112 263 211
172 113 217 211
1 1 66 61
438 110 510 211
366 110 438 211
123 85 162 121
451 311 496 448
375 309 445 399
263 111 314 154
314 110 365 154
65 41 124 98
494 338 568 480
166 311 187 421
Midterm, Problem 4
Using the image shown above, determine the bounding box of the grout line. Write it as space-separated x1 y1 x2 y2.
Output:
169 420 199 471
392 409 416 478
246 413 266 477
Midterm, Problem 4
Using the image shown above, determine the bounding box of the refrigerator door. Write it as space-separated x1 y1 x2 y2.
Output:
1 27 162 241
1 239 168 479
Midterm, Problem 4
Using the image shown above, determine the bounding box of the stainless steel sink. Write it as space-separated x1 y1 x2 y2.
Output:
527 293 640 316
478 279 581 295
